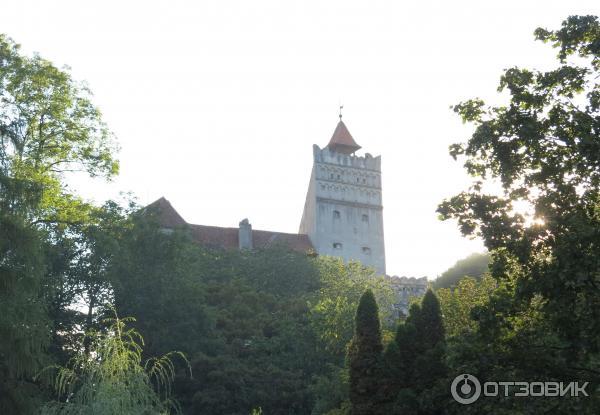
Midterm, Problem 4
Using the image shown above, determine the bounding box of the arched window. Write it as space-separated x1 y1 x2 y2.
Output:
333 242 343 250
362 247 371 255
333 210 341 219
362 214 369 223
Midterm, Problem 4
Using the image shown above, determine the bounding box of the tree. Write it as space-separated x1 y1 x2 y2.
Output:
109 210 210 362
0 182 49 414
380 321 418 412
0 33 118 231
381 290 447 414
41 314 185 415
412 291 447 414
348 289 383 415
438 15 600 413
436 275 496 338
0 35 117 182
412 290 445 353
309 258 394 362
0 33 119 413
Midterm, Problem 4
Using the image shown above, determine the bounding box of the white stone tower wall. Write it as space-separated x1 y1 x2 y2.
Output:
300 144 386 275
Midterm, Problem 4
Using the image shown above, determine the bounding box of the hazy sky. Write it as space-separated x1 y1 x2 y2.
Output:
2 1 598 278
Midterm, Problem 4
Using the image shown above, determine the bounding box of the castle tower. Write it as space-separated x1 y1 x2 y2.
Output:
299 118 386 274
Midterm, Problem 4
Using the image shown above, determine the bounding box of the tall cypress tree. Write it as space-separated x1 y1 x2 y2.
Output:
348 289 383 415
413 289 447 411
380 321 419 412
381 289 447 414
416 289 445 351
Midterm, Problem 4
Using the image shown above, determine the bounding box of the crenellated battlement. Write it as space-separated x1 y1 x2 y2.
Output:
313 144 381 171
385 275 429 317
386 275 429 291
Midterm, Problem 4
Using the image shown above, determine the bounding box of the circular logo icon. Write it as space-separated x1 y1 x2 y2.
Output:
451 373 481 405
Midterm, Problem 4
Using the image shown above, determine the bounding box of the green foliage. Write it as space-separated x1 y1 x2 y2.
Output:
309 258 394 362
436 275 496 337
322 402 350 415
310 365 349 415
0 34 118 181
41 313 185 415
0 188 49 414
439 15 600 414
110 213 392 415
348 290 383 415
381 290 447 415
110 212 210 358
412 290 445 352
433 252 490 289
108 212 397 415
0 32 119 413
380 322 417 405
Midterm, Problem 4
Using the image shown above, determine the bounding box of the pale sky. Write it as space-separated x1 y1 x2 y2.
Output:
2 1 598 278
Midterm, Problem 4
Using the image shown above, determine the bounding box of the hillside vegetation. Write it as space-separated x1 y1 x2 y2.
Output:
433 252 490 289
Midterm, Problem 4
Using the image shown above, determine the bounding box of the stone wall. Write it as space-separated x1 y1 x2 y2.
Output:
300 144 386 275
386 275 429 317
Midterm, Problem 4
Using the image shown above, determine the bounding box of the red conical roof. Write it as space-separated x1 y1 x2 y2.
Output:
327 120 361 154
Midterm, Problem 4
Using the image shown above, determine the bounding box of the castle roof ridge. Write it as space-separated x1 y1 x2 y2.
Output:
145 197 313 252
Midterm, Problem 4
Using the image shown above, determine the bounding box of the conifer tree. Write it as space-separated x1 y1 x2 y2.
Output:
416 289 445 351
380 321 418 411
413 290 447 413
348 289 383 415
405 302 422 326
381 290 447 414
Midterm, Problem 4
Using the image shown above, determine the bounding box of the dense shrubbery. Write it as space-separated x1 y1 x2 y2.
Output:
109 212 396 415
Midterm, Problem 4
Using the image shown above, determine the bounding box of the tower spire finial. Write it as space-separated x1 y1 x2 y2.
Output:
339 104 344 120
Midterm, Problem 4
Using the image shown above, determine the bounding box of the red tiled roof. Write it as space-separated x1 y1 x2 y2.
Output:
188 224 239 250
253 229 313 251
147 197 313 253
327 120 361 154
145 197 187 227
